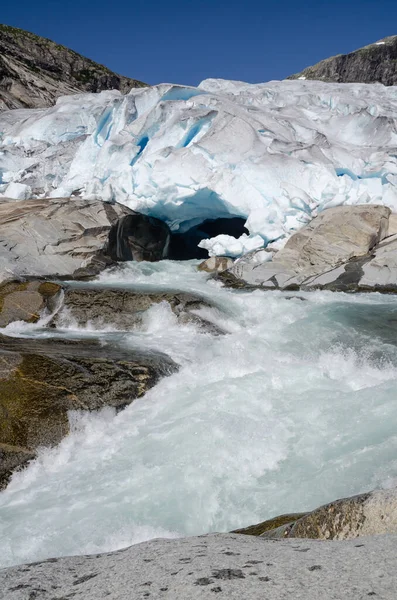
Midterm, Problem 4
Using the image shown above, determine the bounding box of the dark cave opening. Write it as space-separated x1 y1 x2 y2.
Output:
169 217 249 260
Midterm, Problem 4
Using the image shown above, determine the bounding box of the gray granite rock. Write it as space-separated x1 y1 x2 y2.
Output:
221 205 394 292
1 532 396 599
0 197 170 283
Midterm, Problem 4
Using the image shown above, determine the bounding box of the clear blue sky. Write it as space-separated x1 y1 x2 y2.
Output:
2 0 397 86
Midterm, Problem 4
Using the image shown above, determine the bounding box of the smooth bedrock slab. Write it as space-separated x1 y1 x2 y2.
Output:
1 533 396 599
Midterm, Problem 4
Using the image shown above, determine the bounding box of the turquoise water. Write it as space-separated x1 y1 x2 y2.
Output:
1 260 397 567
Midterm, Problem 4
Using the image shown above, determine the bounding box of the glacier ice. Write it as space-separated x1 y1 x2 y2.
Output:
1 79 397 256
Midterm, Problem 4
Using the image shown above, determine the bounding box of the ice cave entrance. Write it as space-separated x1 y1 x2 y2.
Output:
169 217 248 260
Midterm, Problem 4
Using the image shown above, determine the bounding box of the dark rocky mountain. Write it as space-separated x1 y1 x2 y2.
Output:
289 35 397 85
0 24 147 111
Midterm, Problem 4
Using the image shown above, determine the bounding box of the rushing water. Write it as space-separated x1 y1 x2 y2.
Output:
2 260 397 567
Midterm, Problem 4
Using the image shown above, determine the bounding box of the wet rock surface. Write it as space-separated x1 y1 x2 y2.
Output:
53 285 221 333
107 213 170 262
1 532 396 599
198 257 234 274
0 334 177 488
0 281 61 327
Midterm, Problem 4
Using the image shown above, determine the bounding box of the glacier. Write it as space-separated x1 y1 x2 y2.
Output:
1 79 397 255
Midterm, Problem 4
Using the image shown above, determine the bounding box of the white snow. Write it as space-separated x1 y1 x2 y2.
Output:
1 79 397 256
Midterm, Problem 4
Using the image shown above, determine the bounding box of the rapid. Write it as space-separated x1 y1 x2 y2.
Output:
1 260 397 567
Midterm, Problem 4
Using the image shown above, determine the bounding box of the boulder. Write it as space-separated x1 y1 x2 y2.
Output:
0 281 61 327
107 213 170 262
198 257 234 273
51 285 223 334
221 205 392 291
238 488 397 541
0 197 171 283
305 233 397 292
0 334 177 488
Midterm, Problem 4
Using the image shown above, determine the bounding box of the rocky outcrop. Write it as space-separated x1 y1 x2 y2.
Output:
0 334 177 489
198 257 234 274
0 281 61 326
0 24 146 111
1 533 397 599
0 197 171 283
238 488 397 541
232 513 308 537
0 279 221 333
221 205 396 292
289 36 397 85
52 286 222 333
107 213 170 263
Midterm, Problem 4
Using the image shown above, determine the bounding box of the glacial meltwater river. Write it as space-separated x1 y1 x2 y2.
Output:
1 260 397 567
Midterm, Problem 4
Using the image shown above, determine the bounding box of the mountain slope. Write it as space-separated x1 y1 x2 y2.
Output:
0 24 147 110
288 36 397 85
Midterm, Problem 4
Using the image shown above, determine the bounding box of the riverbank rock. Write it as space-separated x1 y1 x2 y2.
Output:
0 334 177 489
0 197 171 283
198 257 234 273
1 533 397 599
51 285 223 334
0 281 61 327
106 213 170 262
221 205 394 291
231 512 308 536
238 488 397 541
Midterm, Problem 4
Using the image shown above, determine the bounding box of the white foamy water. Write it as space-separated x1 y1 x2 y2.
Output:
2 260 397 567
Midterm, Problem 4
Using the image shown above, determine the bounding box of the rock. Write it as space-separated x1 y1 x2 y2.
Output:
231 513 308 536
0 443 35 490
0 281 61 327
0 334 177 488
107 213 170 262
1 533 397 599
0 24 146 111
0 197 171 283
289 35 397 86
221 205 391 291
198 257 234 273
278 233 397 293
51 285 223 334
239 488 397 541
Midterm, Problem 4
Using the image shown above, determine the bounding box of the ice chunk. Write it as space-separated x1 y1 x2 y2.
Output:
198 234 264 257
1 182 32 200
